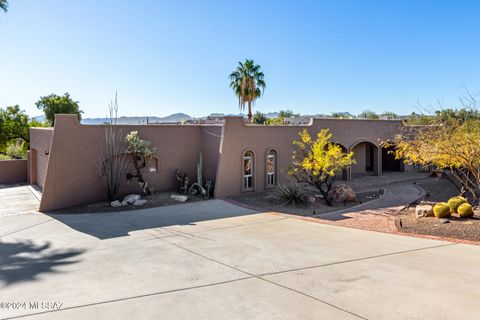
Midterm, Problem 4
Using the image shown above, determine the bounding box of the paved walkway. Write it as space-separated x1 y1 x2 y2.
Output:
1 198 480 319
310 183 425 233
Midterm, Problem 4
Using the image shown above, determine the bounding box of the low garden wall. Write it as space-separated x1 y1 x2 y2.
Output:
0 159 27 184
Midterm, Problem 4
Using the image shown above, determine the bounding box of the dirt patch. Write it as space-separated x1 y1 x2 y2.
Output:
229 189 381 216
414 176 460 202
397 210 480 242
50 192 205 214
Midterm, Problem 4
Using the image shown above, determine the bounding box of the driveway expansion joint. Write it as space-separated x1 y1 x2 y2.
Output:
116 211 370 320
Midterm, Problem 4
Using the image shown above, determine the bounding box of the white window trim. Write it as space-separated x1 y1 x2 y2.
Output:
243 151 254 191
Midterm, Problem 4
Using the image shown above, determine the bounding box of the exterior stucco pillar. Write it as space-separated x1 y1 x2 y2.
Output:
374 147 382 176
344 148 352 181
345 167 352 181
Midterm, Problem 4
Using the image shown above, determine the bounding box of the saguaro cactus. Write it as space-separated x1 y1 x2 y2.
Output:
197 153 203 185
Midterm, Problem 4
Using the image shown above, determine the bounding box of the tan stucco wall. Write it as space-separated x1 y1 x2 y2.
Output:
35 115 221 211
352 143 366 174
30 114 406 211
214 117 403 198
0 159 27 184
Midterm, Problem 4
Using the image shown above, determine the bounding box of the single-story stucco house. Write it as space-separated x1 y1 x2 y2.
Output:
23 114 410 211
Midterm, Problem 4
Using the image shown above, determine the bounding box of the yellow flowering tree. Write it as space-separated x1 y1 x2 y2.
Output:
391 118 480 201
289 129 355 206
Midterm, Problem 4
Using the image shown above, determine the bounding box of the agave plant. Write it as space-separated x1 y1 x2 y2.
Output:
274 184 305 207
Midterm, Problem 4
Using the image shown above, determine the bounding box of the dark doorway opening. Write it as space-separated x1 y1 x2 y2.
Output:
365 143 374 172
382 146 402 171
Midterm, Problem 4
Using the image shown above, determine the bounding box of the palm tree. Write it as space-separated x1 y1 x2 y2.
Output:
229 59 266 123
0 0 8 12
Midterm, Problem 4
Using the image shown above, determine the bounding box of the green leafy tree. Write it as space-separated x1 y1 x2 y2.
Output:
35 93 83 126
380 111 398 118
0 106 46 158
289 129 355 206
358 110 379 119
278 109 298 119
229 59 266 123
0 106 29 143
0 106 29 157
0 0 8 12
331 112 345 118
253 111 268 124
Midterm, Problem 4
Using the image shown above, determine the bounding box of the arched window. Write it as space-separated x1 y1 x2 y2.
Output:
243 150 254 191
266 149 277 187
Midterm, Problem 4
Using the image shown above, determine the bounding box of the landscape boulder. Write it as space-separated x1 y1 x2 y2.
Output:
133 199 148 206
329 184 356 203
170 194 188 202
110 200 122 208
303 195 316 205
123 194 141 205
415 204 434 218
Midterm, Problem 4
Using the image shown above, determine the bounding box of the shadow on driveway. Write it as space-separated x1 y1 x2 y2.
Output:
0 240 85 287
46 200 259 240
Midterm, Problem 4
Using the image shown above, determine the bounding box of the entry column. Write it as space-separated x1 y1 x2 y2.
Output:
374 146 382 176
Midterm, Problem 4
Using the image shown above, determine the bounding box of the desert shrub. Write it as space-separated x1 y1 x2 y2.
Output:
457 203 474 218
289 129 355 206
433 202 451 218
447 196 467 213
96 95 129 201
274 184 305 206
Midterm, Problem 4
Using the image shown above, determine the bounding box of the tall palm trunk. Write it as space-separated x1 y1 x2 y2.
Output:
247 100 253 123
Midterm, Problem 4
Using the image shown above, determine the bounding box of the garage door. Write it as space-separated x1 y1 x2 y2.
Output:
37 153 48 191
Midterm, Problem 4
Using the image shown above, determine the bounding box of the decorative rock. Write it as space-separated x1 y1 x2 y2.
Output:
303 195 316 204
110 200 122 208
121 200 128 206
133 199 148 206
170 194 188 202
439 218 450 224
123 194 141 205
329 184 356 203
415 205 434 218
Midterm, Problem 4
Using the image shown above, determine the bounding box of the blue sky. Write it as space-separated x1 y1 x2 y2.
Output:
1 0 479 118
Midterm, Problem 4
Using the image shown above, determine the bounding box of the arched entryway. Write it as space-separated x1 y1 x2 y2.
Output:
350 141 380 176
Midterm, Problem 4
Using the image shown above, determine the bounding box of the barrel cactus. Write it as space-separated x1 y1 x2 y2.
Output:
447 196 467 213
457 203 474 218
433 202 451 219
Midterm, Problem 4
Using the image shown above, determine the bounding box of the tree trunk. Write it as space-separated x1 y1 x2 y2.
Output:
247 100 253 123
132 154 150 195
317 180 334 206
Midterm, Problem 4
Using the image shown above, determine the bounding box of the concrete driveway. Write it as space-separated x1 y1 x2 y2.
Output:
1 199 479 319
0 185 39 217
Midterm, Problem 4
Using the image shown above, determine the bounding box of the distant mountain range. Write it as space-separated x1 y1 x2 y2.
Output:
33 112 282 125
32 111 362 125
81 113 193 125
